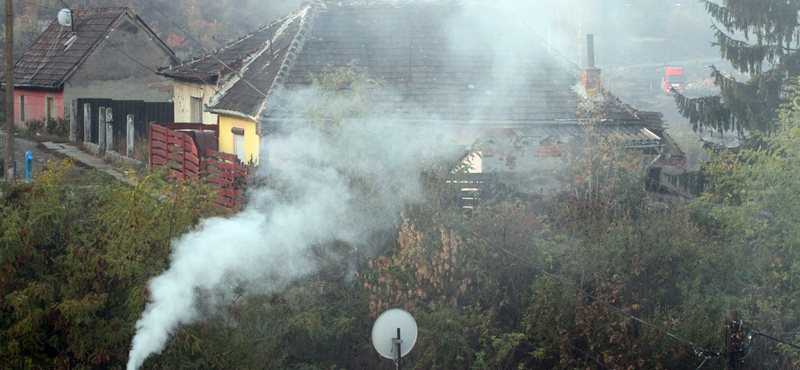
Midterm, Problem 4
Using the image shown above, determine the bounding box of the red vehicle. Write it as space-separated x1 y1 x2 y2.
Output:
664 67 685 94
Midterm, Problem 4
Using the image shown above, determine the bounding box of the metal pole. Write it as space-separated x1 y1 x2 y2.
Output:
397 328 402 370
5 0 15 181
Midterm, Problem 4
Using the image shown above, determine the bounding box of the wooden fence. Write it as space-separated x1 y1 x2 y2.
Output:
663 170 708 198
443 173 495 209
149 124 249 209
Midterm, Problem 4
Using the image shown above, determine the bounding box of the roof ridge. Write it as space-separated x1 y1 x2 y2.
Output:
255 3 318 119
167 11 299 72
73 7 129 15
208 4 314 114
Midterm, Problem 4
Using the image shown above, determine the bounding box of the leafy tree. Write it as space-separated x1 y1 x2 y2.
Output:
0 162 222 369
675 0 800 139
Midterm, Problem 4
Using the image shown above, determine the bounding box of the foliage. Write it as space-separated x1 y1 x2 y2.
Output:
0 160 223 369
570 89 648 209
6 55 800 370
675 0 800 139
23 117 69 138
301 61 383 132
690 77 800 368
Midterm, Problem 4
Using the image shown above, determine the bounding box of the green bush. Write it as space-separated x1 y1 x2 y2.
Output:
23 117 69 138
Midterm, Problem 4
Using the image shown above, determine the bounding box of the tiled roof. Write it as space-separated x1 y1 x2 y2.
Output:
189 1 659 127
272 2 578 122
159 9 309 117
14 8 176 88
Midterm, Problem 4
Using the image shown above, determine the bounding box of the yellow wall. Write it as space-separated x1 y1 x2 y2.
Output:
218 115 260 164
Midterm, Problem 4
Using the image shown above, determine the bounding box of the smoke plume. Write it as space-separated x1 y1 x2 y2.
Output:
125 1 722 368
126 107 454 369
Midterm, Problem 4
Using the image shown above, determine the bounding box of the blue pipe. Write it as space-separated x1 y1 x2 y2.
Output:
25 151 32 183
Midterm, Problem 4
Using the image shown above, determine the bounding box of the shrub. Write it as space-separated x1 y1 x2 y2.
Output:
23 117 69 138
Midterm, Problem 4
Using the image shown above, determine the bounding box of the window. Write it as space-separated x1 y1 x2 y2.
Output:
232 127 245 162
46 97 56 120
190 97 203 123
667 75 684 84
19 95 25 122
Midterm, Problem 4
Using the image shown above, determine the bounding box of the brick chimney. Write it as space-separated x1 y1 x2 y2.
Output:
581 34 602 92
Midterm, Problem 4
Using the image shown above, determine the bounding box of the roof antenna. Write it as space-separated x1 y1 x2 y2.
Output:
58 8 73 33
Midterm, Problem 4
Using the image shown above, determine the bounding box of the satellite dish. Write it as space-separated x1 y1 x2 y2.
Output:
371 308 418 361
57 9 72 27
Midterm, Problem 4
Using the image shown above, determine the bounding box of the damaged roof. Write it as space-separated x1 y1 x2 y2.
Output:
169 1 664 129
14 8 178 88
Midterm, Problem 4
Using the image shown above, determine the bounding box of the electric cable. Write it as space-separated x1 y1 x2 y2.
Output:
19 0 63 11
563 338 614 370
693 357 708 370
141 0 279 104
740 331 754 360
35 2 726 366
30 22 64 80
53 1 262 123
751 331 800 351
424 203 719 360
56 0 159 74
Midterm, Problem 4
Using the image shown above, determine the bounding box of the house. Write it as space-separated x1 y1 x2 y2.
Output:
161 1 686 193
158 9 305 164
13 7 179 127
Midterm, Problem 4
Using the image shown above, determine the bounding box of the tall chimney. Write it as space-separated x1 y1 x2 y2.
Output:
582 34 602 92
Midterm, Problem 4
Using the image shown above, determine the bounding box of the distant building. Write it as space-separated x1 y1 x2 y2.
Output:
13 7 179 127
160 1 686 193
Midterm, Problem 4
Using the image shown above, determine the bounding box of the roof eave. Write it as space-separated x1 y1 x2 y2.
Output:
207 108 256 122
124 9 181 64
13 83 64 90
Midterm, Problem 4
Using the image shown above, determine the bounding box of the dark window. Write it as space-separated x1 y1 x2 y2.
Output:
46 97 56 120
667 75 684 84
19 95 25 122
190 97 203 123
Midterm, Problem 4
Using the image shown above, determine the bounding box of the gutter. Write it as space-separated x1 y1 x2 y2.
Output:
207 108 257 122
12 84 63 90
255 117 584 127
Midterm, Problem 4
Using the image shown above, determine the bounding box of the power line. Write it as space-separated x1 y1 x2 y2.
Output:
564 338 614 370
752 331 800 351
56 0 158 74
424 203 719 360
52 2 259 122
141 0 276 103
693 357 709 370
19 0 62 11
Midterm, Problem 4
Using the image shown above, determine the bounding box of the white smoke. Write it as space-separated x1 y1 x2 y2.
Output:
126 1 584 368
125 112 454 369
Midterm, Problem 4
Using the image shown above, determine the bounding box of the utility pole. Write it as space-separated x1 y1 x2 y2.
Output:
726 309 744 370
4 0 14 181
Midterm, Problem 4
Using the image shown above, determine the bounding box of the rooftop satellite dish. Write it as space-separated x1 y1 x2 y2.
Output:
57 9 72 27
372 308 417 369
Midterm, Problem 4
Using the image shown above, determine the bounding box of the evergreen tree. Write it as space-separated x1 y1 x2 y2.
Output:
675 0 800 139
